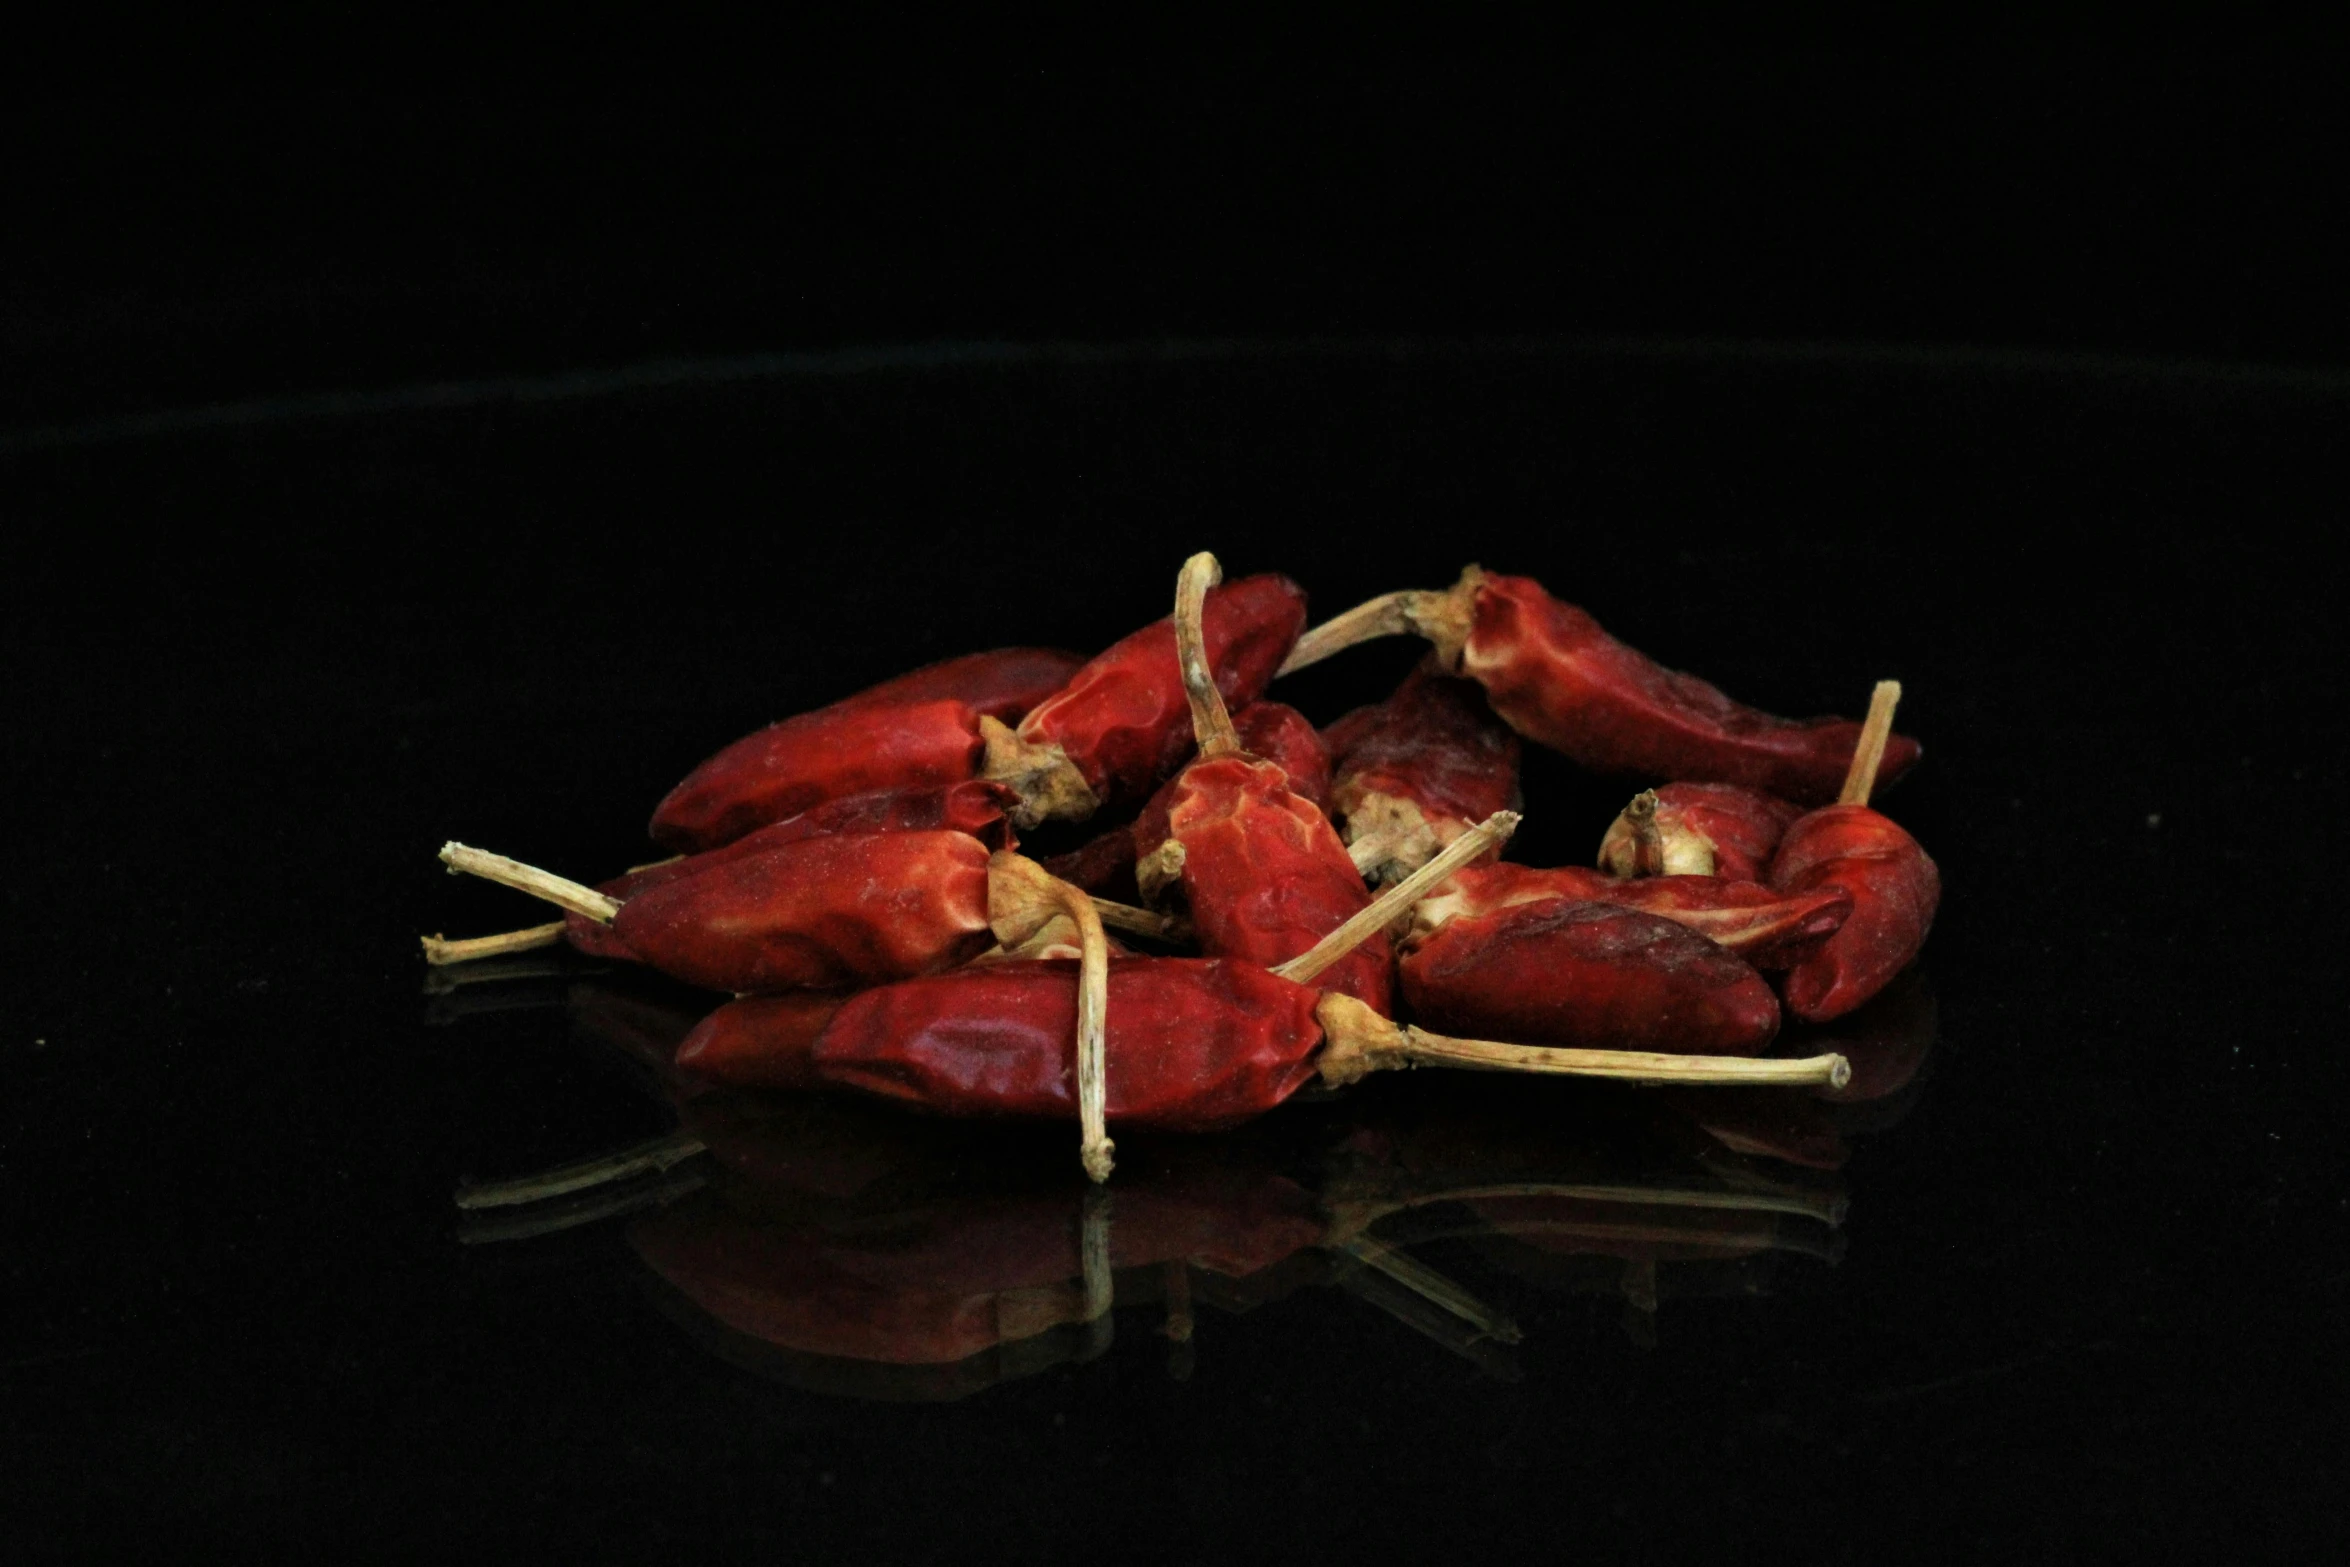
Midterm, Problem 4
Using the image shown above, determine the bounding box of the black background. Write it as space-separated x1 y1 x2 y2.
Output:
4 65 2345 1562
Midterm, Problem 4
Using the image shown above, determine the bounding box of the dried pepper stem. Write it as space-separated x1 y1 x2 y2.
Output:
1274 567 1482 676
1838 680 1904 807
440 842 620 923
1273 809 1520 985
1174 552 1242 759
421 922 566 965
1315 992 1851 1089
1620 789 1667 877
988 852 1114 1182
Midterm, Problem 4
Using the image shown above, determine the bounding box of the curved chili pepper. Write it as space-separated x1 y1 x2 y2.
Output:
831 646 1087 718
1129 556 1391 1011
982 572 1307 821
1232 700 1333 811
652 697 997 854
672 992 850 1089
1768 805 1939 1022
1281 568 1921 804
1411 862 1851 970
1766 682 1941 1023
1597 781 1803 881
571 781 1021 960
1399 900 1782 1056
1323 659 1521 883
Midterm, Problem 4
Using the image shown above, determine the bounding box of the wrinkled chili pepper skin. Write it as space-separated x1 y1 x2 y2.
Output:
1766 804 1940 1023
1455 573 1921 803
1325 661 1520 843
651 698 990 854
612 829 994 994
574 782 1020 959
674 992 854 1089
1233 701 1333 811
833 647 1087 720
811 958 1326 1131
1149 756 1394 1012
1415 863 1852 969
1599 781 1803 882
1400 900 1781 1055
1016 574 1307 808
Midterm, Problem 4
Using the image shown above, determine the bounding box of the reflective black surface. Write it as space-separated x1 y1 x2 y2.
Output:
5 342 2341 1558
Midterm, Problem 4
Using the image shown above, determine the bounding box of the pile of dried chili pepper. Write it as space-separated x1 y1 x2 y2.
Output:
428 554 1939 1183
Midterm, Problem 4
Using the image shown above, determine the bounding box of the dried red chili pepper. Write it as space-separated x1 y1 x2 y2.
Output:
1399 899 1783 1056
1322 658 1521 884
1040 699 1330 906
979 571 1307 822
1767 682 1940 1023
1127 555 1395 1011
435 836 1128 1000
1410 861 1851 969
649 648 1082 853
1280 567 1921 804
1597 781 1803 881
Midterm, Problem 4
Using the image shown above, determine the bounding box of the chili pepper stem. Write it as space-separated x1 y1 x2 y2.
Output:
1314 992 1852 1090
1274 567 1483 677
977 716 1101 829
1621 789 1667 877
439 842 620 923
1088 897 1189 944
1174 552 1244 759
421 922 567 965
989 852 1114 1181
1838 681 1904 807
1274 809 1521 985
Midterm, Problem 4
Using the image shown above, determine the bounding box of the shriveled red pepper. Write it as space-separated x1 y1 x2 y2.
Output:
1411 861 1851 969
437 836 1114 999
567 780 1021 961
651 648 1082 852
980 571 1307 822
1040 699 1330 906
1322 658 1521 884
1399 900 1783 1056
1597 781 1803 881
1128 555 1394 1012
1767 682 1940 1023
1280 567 1921 804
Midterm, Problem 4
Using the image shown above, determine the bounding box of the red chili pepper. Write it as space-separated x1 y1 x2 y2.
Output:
829 647 1088 718
569 781 1021 960
439 836 1117 999
1597 781 1803 881
670 992 849 1089
983 572 1307 821
1411 861 1851 969
1766 682 1941 1023
1129 556 1393 1011
1043 700 1330 906
1322 658 1521 883
1399 900 1782 1056
1281 568 1921 804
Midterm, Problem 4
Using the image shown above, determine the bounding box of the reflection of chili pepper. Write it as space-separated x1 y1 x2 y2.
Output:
1322 659 1521 884
650 649 1083 852
568 780 1021 960
1411 862 1850 969
1767 682 1940 1022
1131 555 1392 1011
1280 568 1920 804
1399 900 1782 1055
1597 782 1803 881
980 572 1307 823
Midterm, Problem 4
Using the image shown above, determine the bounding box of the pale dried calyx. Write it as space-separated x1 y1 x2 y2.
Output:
978 715 1100 829
1275 565 1484 677
1596 790 1715 879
